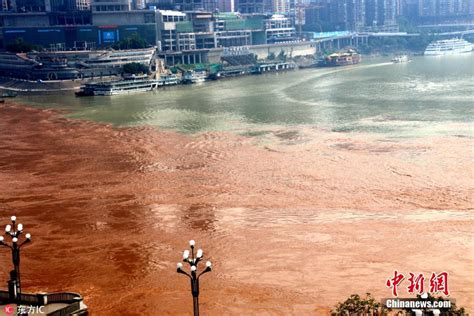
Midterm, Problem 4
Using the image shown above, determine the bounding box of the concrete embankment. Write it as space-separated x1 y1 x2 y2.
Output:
0 77 83 94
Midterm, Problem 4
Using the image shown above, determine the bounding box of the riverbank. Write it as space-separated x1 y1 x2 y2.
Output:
0 77 81 94
0 76 123 94
0 103 472 315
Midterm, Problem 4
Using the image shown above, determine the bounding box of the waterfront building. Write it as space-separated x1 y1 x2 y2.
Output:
398 0 418 19
156 11 287 52
0 46 156 79
187 11 216 49
264 14 296 43
304 3 325 31
214 12 255 47
216 0 234 12
303 0 366 32
156 10 192 51
174 0 218 11
91 0 132 11
346 0 365 31
174 0 202 11
235 0 272 14
144 0 173 9
418 0 472 17
0 10 157 49
1 0 14 11
47 0 91 11
272 0 287 14
14 0 46 12
364 0 398 31
92 10 158 46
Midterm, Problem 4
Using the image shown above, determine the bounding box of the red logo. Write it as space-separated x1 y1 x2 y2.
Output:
386 271 450 297
386 270 405 296
4 304 14 315
430 272 449 296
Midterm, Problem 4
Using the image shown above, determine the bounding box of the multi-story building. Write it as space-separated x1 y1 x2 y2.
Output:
346 0 365 31
265 14 295 42
46 0 91 11
174 0 218 11
156 9 188 51
187 11 214 49
13 0 46 12
174 0 201 11
236 0 271 13
91 0 131 11
418 0 471 17
0 9 157 49
216 0 234 11
1 0 91 12
214 12 258 46
418 0 435 16
271 0 287 13
398 0 419 19
304 0 365 32
365 0 398 31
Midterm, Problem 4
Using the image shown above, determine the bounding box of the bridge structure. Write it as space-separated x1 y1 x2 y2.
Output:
418 23 474 29
310 29 474 52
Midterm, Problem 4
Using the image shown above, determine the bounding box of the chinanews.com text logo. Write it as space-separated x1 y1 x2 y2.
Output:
383 270 452 310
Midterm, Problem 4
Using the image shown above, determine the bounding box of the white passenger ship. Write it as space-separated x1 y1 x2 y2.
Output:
76 75 159 96
424 38 473 56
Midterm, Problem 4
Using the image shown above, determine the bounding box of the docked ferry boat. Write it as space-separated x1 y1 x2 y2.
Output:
250 61 296 74
318 49 361 67
424 38 472 56
158 74 179 86
75 75 159 96
181 70 207 84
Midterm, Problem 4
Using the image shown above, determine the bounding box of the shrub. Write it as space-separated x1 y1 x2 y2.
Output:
122 62 149 75
6 38 42 53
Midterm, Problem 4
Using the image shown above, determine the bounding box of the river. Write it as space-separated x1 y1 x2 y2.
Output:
0 54 473 315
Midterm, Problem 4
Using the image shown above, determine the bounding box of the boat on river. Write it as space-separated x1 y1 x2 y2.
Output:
317 49 361 67
391 55 410 63
158 74 179 86
424 38 472 56
181 70 207 84
75 75 159 96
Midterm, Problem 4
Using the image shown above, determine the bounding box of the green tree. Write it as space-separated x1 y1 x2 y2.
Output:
6 38 42 53
267 52 275 60
332 293 388 316
112 34 149 49
122 62 149 75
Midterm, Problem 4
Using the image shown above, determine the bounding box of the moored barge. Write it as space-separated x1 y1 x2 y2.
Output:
318 49 361 67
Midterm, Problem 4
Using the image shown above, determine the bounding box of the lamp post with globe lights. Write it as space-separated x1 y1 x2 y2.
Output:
176 240 212 316
0 216 32 301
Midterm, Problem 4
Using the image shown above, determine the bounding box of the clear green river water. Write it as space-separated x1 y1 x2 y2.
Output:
19 54 473 137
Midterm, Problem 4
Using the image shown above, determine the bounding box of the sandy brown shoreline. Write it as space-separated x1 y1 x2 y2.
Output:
0 103 472 315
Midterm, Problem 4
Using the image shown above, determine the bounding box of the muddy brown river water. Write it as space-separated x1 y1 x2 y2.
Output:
0 102 472 315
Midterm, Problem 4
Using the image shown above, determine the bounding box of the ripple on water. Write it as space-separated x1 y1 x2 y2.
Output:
211 207 473 230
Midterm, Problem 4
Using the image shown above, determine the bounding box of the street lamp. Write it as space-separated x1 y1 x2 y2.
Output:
0 216 32 302
176 240 212 316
